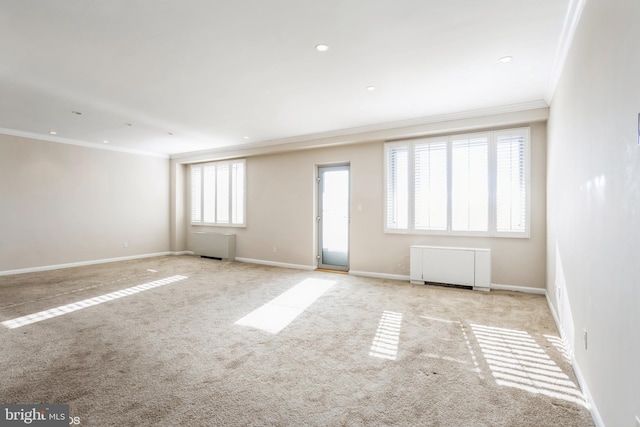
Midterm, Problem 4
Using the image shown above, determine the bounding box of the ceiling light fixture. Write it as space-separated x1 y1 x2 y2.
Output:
167 132 174 136
244 136 250 140
315 44 329 52
102 140 109 144
124 123 132 127
49 131 57 135
366 86 376 91
499 56 513 63
71 111 82 115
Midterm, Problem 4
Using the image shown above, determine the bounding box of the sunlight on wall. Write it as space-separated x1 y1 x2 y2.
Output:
472 324 586 407
369 311 403 360
580 173 607 206
555 241 575 360
234 278 336 334
1 275 188 329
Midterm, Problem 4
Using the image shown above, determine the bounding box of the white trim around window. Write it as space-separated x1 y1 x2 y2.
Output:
190 159 246 227
384 127 530 238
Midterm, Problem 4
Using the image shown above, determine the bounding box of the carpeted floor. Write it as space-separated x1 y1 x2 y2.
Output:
0 255 594 426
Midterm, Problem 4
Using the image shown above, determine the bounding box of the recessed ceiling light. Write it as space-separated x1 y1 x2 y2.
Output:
71 111 82 115
167 132 174 136
499 56 513 63
315 44 329 52
244 136 250 140
102 140 109 144
366 86 376 91
49 131 57 135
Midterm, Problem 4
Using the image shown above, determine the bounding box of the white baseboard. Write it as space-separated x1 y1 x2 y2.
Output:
348 270 410 281
571 350 604 427
172 251 194 256
0 252 180 277
545 290 603 427
546 290 562 333
346 275 550 294
490 283 546 295
234 257 316 271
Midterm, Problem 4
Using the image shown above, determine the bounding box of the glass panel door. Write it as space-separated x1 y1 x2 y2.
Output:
318 165 350 271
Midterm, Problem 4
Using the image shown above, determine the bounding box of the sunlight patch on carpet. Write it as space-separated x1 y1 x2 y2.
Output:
420 315 482 377
544 334 572 362
472 324 587 408
1 275 188 329
235 278 336 334
369 311 403 360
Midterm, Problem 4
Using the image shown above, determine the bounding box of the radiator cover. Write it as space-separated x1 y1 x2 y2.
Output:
410 245 490 291
192 232 236 260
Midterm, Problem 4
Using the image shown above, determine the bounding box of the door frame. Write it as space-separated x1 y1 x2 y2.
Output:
317 163 350 271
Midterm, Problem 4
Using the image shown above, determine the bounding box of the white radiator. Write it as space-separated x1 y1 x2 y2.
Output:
192 232 236 260
410 245 490 291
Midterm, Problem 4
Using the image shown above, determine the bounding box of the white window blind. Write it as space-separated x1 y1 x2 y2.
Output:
383 127 530 237
495 129 528 233
216 163 230 224
203 165 215 222
385 144 408 230
191 159 246 226
231 161 245 225
191 167 202 222
451 136 488 232
414 140 447 230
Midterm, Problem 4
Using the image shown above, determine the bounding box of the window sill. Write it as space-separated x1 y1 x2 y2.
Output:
383 228 530 239
191 223 246 228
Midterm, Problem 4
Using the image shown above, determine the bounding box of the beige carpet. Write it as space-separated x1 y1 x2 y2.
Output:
0 255 593 426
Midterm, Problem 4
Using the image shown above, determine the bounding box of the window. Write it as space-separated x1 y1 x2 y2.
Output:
384 127 530 237
191 159 245 226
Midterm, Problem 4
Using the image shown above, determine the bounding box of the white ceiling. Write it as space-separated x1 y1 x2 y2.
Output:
0 0 572 157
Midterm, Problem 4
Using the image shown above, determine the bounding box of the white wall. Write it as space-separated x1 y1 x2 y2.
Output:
179 118 548 289
0 134 171 272
547 0 640 425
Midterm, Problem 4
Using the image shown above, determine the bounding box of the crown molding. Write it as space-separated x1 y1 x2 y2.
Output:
172 100 549 163
0 127 170 159
1 100 549 162
545 0 587 103
256 100 549 148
